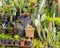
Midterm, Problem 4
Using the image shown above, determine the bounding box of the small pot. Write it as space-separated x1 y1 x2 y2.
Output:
2 39 6 44
25 29 34 37
20 40 25 46
25 40 32 46
0 29 3 34
8 29 13 35
25 25 35 38
14 40 19 46
9 39 14 45
8 29 13 33
5 39 9 44
5 39 14 45
5 39 11 44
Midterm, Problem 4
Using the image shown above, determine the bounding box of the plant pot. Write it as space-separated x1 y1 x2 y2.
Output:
14 40 19 46
5 39 9 44
2 29 7 34
8 29 13 33
25 25 35 38
25 40 32 46
10 39 14 45
2 39 6 44
5 39 14 45
20 40 25 46
8 29 13 35
25 29 34 38
5 39 11 44
0 29 3 34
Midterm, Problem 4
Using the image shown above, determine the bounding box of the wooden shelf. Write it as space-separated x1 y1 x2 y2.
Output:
0 43 31 48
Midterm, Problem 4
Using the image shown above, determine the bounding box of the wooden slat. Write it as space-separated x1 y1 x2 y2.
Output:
0 43 31 48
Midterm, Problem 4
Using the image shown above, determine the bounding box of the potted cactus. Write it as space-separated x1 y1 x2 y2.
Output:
25 24 35 39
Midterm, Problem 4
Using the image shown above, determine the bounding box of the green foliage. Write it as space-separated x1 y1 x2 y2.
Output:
0 33 5 39
5 34 13 39
45 16 60 25
7 26 13 30
0 33 13 40
15 20 21 23
32 38 44 48
56 31 60 41
14 35 20 40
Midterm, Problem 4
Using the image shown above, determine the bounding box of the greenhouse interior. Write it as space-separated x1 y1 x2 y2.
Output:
0 0 60 48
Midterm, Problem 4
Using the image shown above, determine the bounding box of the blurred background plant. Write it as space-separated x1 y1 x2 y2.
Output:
0 0 60 48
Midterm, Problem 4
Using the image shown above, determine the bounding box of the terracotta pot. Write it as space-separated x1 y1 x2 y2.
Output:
20 40 25 46
25 29 34 37
25 25 35 38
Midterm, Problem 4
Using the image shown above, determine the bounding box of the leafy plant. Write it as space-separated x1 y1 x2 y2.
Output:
14 35 20 40
0 33 5 39
5 34 13 40
32 38 44 48
7 26 13 30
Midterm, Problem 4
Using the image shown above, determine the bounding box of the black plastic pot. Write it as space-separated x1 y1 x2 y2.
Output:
4 39 9 44
8 39 13 44
2 39 6 44
10 39 14 45
4 39 13 44
25 40 32 46
14 40 19 46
